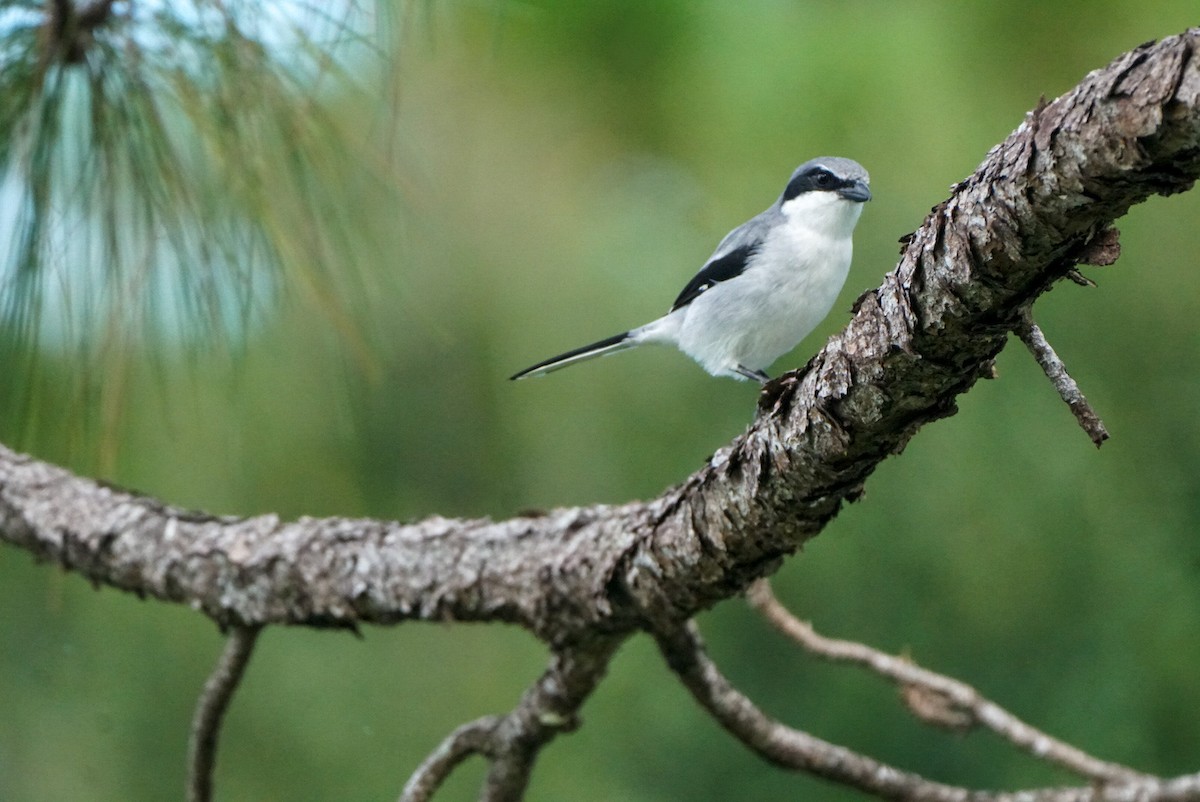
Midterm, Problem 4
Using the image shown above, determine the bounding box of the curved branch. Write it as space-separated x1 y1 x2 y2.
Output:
2 30 1199 647
655 621 967 799
654 621 1200 802
400 636 622 802
746 580 1144 784
187 626 262 802
400 716 501 802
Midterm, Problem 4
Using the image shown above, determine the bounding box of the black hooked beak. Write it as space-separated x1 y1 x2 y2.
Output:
837 179 872 203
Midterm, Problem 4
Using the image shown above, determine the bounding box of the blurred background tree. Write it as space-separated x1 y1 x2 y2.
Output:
1 2 1198 800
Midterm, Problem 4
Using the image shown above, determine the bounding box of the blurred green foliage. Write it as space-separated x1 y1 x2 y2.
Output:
2 2 1200 800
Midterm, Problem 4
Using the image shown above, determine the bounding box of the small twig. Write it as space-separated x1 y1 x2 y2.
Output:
1064 268 1097 287
1015 310 1109 447
399 716 501 802
656 619 1200 801
400 637 622 802
746 580 1145 784
187 626 262 802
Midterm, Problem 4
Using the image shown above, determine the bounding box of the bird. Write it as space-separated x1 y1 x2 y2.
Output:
510 157 871 384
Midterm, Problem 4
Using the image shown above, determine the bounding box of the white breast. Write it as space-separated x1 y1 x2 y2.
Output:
675 193 863 378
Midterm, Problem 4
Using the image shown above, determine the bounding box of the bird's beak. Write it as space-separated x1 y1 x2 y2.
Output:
838 180 872 203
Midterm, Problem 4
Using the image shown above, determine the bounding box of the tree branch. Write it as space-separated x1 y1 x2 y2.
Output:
400 636 621 802
187 625 262 802
4 31 1199 645
401 716 502 802
655 620 1200 802
1015 311 1109 446
746 580 1144 784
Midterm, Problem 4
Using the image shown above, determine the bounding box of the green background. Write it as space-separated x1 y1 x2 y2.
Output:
2 2 1199 800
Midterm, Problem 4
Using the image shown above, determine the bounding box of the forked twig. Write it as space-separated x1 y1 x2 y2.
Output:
656 618 1200 801
655 621 970 799
746 580 1143 783
400 638 622 802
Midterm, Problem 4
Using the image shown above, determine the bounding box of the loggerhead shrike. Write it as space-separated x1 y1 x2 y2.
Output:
510 157 871 384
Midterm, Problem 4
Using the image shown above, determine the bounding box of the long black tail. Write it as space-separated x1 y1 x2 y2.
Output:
510 331 634 380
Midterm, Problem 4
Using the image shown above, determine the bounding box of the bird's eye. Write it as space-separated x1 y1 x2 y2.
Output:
814 171 834 187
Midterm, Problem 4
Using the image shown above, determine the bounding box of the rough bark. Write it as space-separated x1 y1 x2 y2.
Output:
3 30 1200 649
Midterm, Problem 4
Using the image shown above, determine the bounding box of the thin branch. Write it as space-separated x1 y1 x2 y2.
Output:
1064 269 1097 287
400 637 624 802
187 626 262 802
1015 310 1109 447
480 638 622 801
655 621 1200 802
746 580 1145 784
399 716 501 802
655 621 970 801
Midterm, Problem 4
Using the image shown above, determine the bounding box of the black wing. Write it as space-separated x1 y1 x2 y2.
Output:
669 244 756 312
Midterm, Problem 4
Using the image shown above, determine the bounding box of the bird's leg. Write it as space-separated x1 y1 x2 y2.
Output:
735 365 771 384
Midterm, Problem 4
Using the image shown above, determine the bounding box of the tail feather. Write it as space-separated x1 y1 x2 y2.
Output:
510 331 634 380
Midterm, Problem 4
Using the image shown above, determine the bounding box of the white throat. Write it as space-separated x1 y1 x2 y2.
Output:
778 191 864 240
